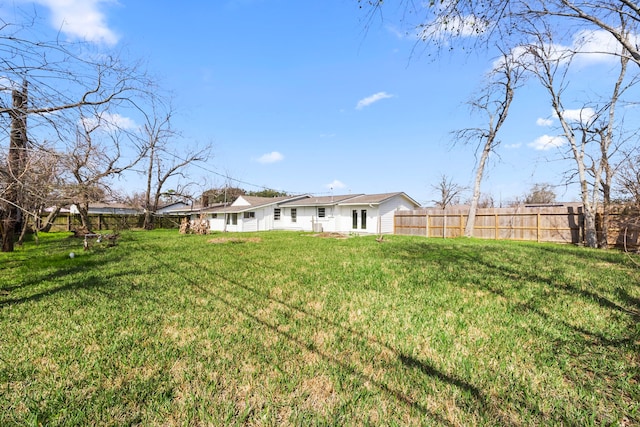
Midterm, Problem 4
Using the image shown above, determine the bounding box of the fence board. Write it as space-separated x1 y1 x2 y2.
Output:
395 205 639 247
37 214 182 232
395 206 583 244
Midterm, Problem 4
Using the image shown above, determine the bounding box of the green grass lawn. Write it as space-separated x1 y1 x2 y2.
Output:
1 230 639 426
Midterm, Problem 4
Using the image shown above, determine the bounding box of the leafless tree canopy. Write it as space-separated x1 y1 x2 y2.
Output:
0 13 149 250
431 174 467 208
360 0 640 64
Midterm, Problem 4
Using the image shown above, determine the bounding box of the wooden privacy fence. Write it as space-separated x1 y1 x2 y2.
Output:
39 214 181 232
395 205 590 244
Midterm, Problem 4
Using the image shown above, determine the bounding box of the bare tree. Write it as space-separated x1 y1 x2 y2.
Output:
361 0 640 65
616 150 640 207
139 99 211 230
0 17 147 251
521 23 636 247
454 50 523 237
59 111 145 233
523 183 557 204
431 174 467 208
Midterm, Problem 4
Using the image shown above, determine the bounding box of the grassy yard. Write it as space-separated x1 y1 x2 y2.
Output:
1 230 639 426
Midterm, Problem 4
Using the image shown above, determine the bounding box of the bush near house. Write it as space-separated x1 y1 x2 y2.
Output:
1 230 638 425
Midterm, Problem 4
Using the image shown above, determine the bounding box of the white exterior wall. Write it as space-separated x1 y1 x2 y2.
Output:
273 207 305 231
209 215 226 232
275 206 339 232
379 194 415 234
204 194 418 234
244 208 269 232
337 205 380 234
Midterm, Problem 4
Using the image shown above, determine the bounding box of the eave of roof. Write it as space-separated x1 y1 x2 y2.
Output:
336 192 418 206
279 194 362 207
207 195 309 213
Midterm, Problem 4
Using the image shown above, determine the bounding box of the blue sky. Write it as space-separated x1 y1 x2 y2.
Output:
4 0 637 205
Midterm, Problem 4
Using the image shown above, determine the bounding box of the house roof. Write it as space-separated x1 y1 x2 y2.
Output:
337 192 420 207
202 192 420 214
158 201 189 210
208 195 307 213
89 202 141 210
279 194 362 207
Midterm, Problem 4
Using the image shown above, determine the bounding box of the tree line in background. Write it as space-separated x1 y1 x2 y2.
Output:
431 175 558 209
0 10 210 252
363 0 640 248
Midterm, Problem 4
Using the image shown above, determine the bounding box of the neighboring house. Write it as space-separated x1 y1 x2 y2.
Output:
202 192 420 235
156 201 193 215
69 203 143 215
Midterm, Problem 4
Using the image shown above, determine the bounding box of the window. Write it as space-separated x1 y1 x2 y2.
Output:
211 213 217 219
318 207 326 218
361 209 367 229
274 208 281 221
352 210 358 229
226 213 237 225
244 211 255 219
291 208 297 223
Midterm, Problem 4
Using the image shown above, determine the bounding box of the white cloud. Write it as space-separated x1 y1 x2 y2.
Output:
82 112 137 131
572 29 630 64
536 117 553 127
31 0 119 45
561 107 596 123
428 15 489 39
326 179 346 190
356 92 394 110
529 135 566 151
511 29 636 69
256 151 284 164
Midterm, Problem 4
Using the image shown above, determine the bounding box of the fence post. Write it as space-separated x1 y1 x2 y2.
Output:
443 212 447 239
459 214 464 237
495 214 499 240
425 213 429 238
537 212 541 243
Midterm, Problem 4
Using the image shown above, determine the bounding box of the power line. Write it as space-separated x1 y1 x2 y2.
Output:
162 150 332 196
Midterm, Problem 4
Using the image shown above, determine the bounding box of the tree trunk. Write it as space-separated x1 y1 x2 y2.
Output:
598 182 611 249
76 203 93 234
465 142 492 237
143 143 155 230
143 210 154 230
17 214 31 246
584 209 598 248
39 206 61 233
2 81 28 252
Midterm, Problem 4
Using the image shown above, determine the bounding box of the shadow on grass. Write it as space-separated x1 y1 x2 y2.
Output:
137 241 528 425
391 240 639 414
396 241 640 325
0 250 130 308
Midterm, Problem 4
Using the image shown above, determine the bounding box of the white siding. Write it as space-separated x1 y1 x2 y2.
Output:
379 194 415 234
209 216 225 232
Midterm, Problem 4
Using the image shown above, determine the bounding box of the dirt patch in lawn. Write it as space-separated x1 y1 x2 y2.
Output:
310 232 349 239
208 237 262 244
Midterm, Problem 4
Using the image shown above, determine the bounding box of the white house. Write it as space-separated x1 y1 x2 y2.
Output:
202 192 420 234
203 195 309 232
278 192 420 234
